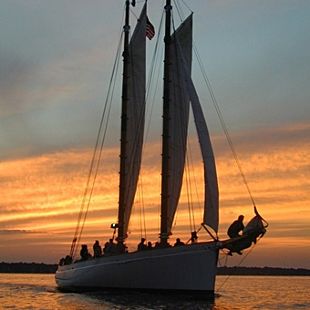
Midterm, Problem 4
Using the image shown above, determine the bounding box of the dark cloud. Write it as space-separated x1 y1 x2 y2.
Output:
0 207 117 230
213 123 310 157
0 51 35 116
0 229 41 235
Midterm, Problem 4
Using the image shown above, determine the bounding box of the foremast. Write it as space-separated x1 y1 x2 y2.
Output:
117 1 147 245
160 0 172 245
118 0 130 244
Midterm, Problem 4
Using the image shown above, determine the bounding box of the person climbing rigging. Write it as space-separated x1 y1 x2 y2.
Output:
227 215 244 238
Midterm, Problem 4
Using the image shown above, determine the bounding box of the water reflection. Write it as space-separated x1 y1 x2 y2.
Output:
2 275 310 309
69 290 217 310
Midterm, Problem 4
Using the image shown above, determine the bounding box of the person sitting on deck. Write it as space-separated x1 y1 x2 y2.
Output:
137 238 148 251
116 241 127 254
80 244 91 260
103 239 115 255
174 238 185 247
64 255 72 265
59 257 65 266
190 231 198 243
93 240 102 258
147 241 153 250
227 215 245 238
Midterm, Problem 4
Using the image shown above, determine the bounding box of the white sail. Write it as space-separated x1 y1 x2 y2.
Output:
121 5 146 237
166 15 193 233
186 76 219 233
170 14 219 233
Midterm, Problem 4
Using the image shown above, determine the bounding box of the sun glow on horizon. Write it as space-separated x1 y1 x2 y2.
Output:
0 123 309 267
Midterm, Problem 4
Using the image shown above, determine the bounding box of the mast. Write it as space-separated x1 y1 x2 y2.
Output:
160 0 172 245
118 0 130 244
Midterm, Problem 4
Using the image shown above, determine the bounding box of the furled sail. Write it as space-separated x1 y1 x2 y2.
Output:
119 5 146 239
185 75 219 233
166 15 193 233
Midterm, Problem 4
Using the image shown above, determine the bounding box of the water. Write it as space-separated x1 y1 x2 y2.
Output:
0 274 309 309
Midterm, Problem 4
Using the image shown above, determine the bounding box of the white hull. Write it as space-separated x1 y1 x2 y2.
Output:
55 242 218 295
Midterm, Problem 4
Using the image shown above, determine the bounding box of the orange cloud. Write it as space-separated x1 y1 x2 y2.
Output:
0 122 309 267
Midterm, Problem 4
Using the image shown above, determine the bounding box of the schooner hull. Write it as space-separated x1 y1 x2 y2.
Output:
55 242 218 295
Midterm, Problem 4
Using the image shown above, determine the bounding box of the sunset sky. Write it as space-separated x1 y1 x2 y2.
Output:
1 0 309 268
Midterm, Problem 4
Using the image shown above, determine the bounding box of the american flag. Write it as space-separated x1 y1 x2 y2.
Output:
146 17 155 40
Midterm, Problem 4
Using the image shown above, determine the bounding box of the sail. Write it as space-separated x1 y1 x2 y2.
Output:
120 5 146 239
166 15 193 233
168 14 219 233
186 76 219 233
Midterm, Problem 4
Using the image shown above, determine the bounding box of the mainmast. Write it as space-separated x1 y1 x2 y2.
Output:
160 0 172 245
118 0 130 244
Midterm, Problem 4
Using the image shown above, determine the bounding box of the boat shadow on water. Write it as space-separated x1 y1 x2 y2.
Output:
82 289 218 310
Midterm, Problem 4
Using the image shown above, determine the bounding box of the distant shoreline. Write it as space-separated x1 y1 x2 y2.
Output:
1 262 309 276
216 266 310 276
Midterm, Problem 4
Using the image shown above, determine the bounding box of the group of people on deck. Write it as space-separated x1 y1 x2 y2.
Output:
59 214 264 265
76 215 245 261
136 237 187 251
79 239 127 261
76 236 189 261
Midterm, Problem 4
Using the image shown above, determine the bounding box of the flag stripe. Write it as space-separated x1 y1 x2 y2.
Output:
146 17 155 40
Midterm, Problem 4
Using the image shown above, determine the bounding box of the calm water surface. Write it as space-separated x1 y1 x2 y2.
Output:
0 274 309 309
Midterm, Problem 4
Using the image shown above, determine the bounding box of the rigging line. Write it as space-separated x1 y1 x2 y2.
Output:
184 138 198 231
186 152 196 229
217 251 228 267
171 12 198 233
130 8 139 21
138 186 143 238
180 0 193 14
70 32 124 257
171 14 184 232
184 144 195 231
193 44 257 208
218 237 263 292
78 41 122 242
171 12 195 233
109 10 150 230
120 9 163 241
145 8 164 100
138 10 164 236
122 0 164 221
130 0 148 21
138 175 147 238
75 70 117 256
145 43 163 138
76 66 116 254
130 0 149 20
120 45 146 237
135 175 149 240
71 7 126 257
145 9 164 118
187 139 204 222
142 187 147 239
173 0 184 23
73 33 123 258
185 156 193 232
135 176 147 240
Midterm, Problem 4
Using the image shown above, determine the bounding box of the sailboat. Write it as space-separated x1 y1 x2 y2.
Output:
55 0 267 296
